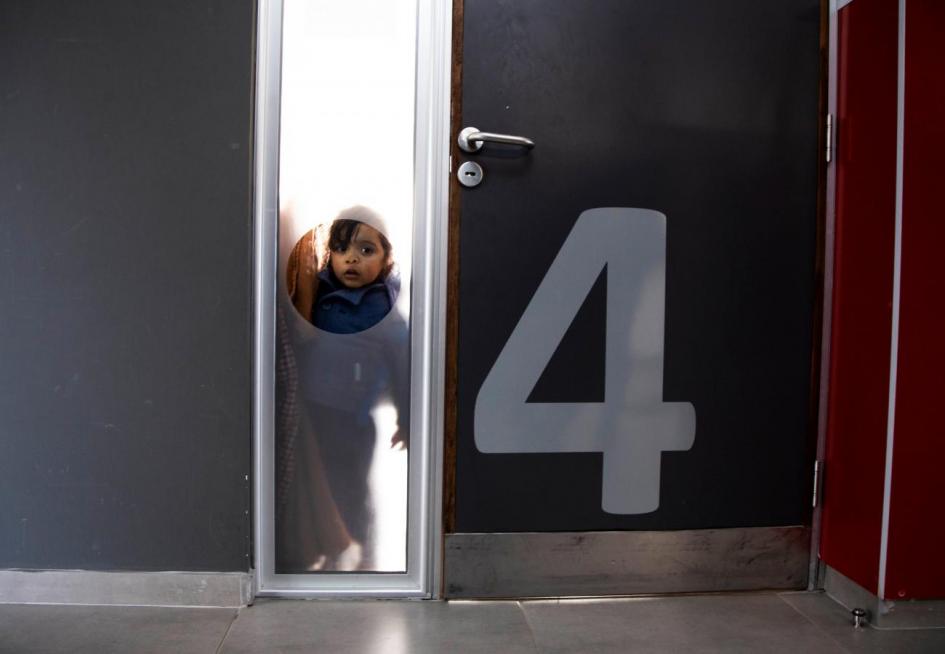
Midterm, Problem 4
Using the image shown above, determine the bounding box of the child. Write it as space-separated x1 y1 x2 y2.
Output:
297 206 409 570
311 208 398 335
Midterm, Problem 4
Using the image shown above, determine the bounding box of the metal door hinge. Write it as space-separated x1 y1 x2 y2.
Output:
812 460 823 508
825 114 833 164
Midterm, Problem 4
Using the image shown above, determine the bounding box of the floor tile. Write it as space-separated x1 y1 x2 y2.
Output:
219 599 538 654
520 593 844 654
2 593 942 653
779 591 945 654
0 604 236 654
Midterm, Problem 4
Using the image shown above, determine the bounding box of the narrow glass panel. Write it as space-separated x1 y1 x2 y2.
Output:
275 0 416 573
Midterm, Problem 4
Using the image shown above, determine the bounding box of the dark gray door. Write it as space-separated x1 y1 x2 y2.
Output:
448 0 822 596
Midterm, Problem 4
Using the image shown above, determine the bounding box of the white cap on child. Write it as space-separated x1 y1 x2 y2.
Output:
333 205 390 241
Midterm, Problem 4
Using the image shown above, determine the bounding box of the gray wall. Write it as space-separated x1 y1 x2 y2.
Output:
0 1 256 571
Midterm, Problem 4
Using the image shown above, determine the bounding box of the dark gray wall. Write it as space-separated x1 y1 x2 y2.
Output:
0 1 256 571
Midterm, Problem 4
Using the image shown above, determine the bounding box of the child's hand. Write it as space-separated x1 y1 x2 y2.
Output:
390 429 407 450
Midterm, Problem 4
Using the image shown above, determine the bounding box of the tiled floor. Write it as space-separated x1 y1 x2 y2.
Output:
1 591 943 653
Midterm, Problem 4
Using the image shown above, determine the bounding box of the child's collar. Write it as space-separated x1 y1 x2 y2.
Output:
317 268 386 306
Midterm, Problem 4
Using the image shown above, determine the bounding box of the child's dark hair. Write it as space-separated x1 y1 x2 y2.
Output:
323 218 394 278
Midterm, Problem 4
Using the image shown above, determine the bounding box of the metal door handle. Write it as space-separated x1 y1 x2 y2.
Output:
458 126 535 153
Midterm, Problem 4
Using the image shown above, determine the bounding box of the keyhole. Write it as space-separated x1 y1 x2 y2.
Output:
457 161 483 187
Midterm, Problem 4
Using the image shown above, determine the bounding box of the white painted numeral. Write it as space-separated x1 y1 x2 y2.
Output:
474 208 696 514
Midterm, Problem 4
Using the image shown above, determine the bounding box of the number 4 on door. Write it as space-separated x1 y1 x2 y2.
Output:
475 208 696 514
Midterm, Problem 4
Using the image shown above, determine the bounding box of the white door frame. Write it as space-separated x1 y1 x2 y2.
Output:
251 0 452 598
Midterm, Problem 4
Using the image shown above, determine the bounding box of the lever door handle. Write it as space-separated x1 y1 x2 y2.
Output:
458 126 535 153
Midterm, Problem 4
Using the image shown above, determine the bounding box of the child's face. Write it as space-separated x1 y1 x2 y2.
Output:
330 223 387 289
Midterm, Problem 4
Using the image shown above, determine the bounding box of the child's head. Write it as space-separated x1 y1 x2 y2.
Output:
323 206 393 289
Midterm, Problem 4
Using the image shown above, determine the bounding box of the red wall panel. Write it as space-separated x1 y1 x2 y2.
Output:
885 0 945 601
820 0 899 594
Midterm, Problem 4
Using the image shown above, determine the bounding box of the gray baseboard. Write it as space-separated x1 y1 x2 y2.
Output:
823 565 945 630
0 570 255 608
444 526 811 599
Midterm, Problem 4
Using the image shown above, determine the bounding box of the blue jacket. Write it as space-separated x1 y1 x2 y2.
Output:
300 268 409 428
311 268 398 335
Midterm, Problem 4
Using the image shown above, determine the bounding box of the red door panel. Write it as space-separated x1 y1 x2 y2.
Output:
885 0 945 601
820 0 899 595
